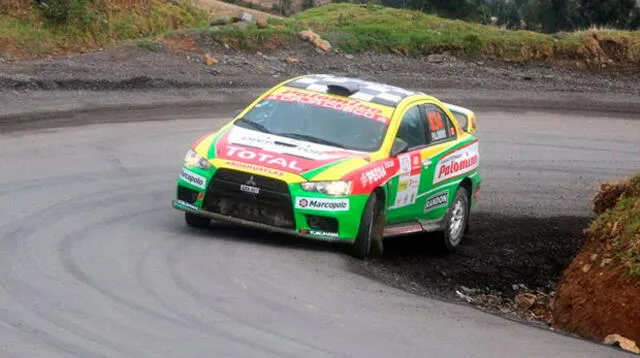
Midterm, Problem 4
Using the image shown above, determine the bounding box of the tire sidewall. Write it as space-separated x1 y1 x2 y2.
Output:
352 194 383 259
442 187 469 250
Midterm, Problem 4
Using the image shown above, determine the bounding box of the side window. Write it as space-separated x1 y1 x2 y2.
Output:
396 105 426 149
424 104 457 143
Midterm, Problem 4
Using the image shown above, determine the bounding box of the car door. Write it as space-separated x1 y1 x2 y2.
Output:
385 103 429 224
416 102 465 223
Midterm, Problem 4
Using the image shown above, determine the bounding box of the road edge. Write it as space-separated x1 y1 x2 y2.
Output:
2 89 639 132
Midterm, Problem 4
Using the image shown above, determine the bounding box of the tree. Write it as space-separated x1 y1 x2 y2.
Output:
577 0 638 29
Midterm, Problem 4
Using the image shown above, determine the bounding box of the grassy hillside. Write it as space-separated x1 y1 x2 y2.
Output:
2 1 640 70
0 0 212 59
202 3 640 69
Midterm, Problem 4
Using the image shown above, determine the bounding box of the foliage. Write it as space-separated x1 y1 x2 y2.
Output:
587 173 640 277
0 0 211 59
337 0 640 33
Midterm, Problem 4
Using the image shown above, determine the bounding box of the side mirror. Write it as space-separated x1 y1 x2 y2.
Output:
231 109 243 118
390 138 409 157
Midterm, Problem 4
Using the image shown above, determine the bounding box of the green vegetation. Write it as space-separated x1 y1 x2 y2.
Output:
589 173 640 277
200 3 640 67
339 0 640 33
0 0 211 59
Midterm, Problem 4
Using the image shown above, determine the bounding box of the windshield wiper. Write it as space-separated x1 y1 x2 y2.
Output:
275 133 347 149
235 118 271 134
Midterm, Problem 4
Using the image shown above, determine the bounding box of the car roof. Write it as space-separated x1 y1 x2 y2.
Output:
284 74 425 108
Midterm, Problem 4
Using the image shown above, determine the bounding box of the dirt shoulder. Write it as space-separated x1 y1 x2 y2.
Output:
1 41 640 124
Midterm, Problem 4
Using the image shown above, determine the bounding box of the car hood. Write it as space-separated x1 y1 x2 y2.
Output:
199 125 373 180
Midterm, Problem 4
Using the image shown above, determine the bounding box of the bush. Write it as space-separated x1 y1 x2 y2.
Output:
41 0 91 25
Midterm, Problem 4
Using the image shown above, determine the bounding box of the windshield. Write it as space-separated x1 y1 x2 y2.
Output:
234 91 391 152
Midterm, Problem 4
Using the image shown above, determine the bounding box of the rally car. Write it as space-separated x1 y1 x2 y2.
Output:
172 74 482 259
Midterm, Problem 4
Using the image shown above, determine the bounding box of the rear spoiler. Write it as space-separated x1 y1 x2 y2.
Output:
443 103 477 134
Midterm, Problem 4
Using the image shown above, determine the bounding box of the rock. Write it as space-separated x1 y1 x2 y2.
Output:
298 30 319 42
515 293 537 310
604 334 640 354
285 57 300 64
240 12 254 23
345 54 354 60
582 264 592 273
203 53 218 66
1 52 12 61
600 258 613 267
256 19 268 29
589 253 598 262
211 17 231 26
312 38 332 52
459 286 474 294
427 54 445 63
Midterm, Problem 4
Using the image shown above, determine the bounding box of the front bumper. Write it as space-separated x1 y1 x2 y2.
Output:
174 166 369 242
173 199 350 242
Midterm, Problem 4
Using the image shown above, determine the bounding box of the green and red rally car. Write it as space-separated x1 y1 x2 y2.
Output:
172 74 482 258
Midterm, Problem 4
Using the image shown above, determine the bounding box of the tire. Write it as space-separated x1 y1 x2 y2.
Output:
350 194 385 259
185 212 211 229
437 186 470 251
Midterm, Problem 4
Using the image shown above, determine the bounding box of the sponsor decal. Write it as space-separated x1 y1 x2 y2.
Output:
266 89 390 124
424 190 449 213
392 153 422 208
383 160 395 169
179 168 206 189
433 142 479 184
309 230 339 238
360 165 387 187
224 160 285 177
432 129 447 141
295 197 350 211
226 145 303 171
174 200 199 211
240 175 260 194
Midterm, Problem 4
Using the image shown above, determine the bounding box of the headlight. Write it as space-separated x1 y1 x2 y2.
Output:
184 149 211 170
301 181 352 196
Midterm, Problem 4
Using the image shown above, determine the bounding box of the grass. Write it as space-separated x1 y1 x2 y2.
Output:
0 0 212 59
197 3 640 68
2 1 640 68
588 173 640 277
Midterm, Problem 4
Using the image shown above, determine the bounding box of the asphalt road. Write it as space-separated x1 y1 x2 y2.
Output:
0 108 639 358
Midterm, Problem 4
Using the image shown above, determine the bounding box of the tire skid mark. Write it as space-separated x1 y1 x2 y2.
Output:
0 181 172 356
166 239 349 358
50 189 300 357
0 168 169 197
0 309 102 358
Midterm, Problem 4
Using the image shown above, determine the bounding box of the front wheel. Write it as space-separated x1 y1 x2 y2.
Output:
185 212 211 229
437 186 470 251
350 194 385 259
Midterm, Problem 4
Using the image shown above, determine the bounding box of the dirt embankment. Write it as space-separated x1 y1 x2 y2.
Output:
552 174 640 354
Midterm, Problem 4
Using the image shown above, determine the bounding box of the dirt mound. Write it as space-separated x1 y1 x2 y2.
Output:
552 173 640 349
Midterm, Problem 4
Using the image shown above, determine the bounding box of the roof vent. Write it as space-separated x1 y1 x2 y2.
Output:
326 83 359 97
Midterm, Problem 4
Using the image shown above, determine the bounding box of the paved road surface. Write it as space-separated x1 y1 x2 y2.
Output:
0 109 639 357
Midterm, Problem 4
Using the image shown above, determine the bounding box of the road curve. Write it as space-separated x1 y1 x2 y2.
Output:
0 109 639 358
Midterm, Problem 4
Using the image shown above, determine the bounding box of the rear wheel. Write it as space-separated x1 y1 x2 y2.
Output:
185 212 211 229
350 194 385 259
437 186 470 251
